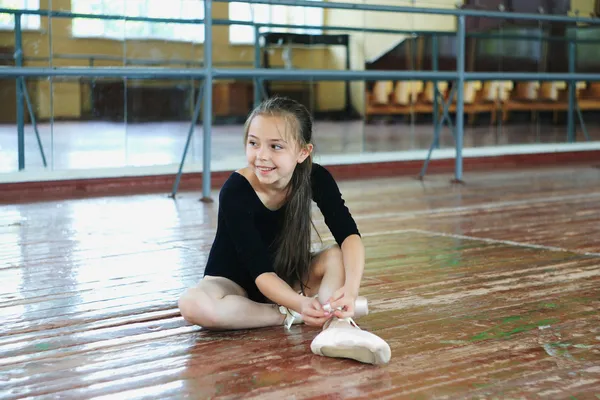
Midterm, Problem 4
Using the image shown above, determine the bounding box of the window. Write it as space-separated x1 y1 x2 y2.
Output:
229 1 324 44
0 0 40 30
71 0 204 43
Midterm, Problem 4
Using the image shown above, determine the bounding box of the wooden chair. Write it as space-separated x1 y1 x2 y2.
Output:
392 81 424 106
421 81 449 104
501 81 540 123
578 82 600 112
539 81 567 102
366 80 429 120
529 81 586 124
444 81 501 125
482 81 513 102
372 81 393 105
481 81 513 124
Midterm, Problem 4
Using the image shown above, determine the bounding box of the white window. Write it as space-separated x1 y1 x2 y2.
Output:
229 1 324 45
71 0 204 43
0 0 40 31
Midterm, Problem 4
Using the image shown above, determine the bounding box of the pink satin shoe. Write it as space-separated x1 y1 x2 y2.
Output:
311 298 391 365
310 318 391 365
323 296 368 318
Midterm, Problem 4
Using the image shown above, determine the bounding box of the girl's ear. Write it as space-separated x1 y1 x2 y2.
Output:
297 143 313 164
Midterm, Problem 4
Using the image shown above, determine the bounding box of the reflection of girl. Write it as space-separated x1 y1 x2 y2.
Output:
179 97 391 365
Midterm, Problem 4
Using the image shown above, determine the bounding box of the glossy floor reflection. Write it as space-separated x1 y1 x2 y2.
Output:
1 120 598 173
1 165 599 398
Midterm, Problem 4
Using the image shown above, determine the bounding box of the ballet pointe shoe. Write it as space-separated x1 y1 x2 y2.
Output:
310 317 391 365
323 296 368 319
279 305 303 330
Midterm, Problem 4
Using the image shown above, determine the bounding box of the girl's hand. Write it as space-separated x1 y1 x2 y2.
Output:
325 287 357 319
300 297 331 327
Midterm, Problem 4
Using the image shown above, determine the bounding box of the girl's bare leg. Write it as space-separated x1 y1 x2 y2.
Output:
180 245 349 330
178 276 284 330
301 245 346 304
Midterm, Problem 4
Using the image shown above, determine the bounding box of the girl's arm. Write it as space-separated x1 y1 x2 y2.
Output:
325 234 365 318
310 164 365 317
340 234 365 297
255 272 304 311
256 272 329 325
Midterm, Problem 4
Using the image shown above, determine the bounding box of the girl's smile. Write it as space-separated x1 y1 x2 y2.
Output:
256 165 276 174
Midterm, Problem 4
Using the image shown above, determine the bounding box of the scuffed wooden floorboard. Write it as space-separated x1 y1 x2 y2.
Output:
0 165 599 399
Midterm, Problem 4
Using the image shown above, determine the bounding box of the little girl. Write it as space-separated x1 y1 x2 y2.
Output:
178 97 391 365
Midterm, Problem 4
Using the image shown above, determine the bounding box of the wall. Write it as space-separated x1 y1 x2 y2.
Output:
570 0 597 16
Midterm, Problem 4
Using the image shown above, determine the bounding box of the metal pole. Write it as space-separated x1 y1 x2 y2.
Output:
575 101 590 141
440 85 457 138
418 35 442 179
20 79 47 167
454 15 466 183
4 67 600 82
567 40 576 143
15 12 25 171
171 80 205 198
344 36 351 116
202 0 213 202
419 82 456 179
432 34 440 149
254 25 262 107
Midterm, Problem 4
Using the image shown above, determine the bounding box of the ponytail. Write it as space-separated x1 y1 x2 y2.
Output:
273 156 313 290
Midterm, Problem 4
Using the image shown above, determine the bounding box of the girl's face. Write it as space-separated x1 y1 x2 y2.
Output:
245 114 312 189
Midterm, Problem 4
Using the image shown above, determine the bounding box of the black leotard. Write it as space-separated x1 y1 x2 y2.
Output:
203 163 360 303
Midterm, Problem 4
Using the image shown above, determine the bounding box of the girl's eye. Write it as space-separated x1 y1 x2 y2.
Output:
272 144 282 150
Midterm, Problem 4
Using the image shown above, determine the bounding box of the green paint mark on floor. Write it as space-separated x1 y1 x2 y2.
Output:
34 343 50 351
468 318 559 342
470 332 492 341
502 322 546 337
502 315 523 323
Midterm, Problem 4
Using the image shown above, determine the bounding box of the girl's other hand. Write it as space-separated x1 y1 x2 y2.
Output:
326 287 357 319
300 297 331 327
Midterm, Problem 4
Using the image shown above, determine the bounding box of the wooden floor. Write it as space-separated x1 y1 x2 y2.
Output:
1 164 599 399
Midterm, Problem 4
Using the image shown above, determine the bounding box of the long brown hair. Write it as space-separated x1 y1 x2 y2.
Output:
243 97 316 291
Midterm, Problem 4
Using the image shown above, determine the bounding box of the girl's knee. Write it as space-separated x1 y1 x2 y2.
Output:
324 245 344 270
178 288 219 328
329 244 342 258
310 245 344 280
